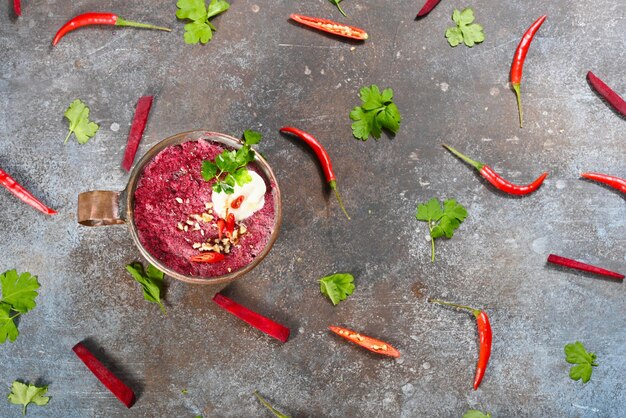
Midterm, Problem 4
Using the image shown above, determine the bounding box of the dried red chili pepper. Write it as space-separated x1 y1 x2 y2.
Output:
586 71 626 117
280 126 350 219
213 293 290 342
329 326 400 358
548 254 624 280
290 14 368 41
121 95 154 172
52 12 171 46
13 0 21 16
443 145 548 195
581 172 626 194
510 15 547 128
416 0 442 18
429 299 492 390
190 252 225 264
231 195 244 209
0 167 57 215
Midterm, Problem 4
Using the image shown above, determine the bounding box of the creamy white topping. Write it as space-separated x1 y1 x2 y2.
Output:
212 170 266 222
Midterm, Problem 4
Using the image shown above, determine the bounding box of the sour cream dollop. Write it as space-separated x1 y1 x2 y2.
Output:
212 170 266 222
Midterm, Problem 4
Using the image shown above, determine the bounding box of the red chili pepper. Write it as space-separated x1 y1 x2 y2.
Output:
429 299 492 390
581 172 626 194
212 293 290 342
231 195 244 209
13 0 21 16
190 252 225 264
72 342 136 408
280 126 350 219
329 326 400 358
547 254 624 280
510 15 547 128
290 14 368 41
586 71 626 117
0 167 57 215
52 12 171 46
416 0 442 18
217 218 226 240
443 145 548 195
225 213 235 237
121 96 154 172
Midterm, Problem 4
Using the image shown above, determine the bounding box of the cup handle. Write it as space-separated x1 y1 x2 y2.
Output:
78 191 126 226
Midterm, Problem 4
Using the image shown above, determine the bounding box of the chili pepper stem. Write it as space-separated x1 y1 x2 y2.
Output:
330 180 351 220
115 18 171 32
429 298 480 317
442 145 484 171
336 3 347 17
512 83 523 128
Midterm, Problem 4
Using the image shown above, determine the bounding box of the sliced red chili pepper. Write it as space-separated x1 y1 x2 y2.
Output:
547 254 624 280
429 299 492 390
231 195 244 209
280 126 350 219
329 326 400 358
443 145 548 195
225 213 235 237
121 96 154 172
190 252 225 263
586 71 626 117
52 13 171 46
510 15 547 128
213 293 290 342
217 218 226 240
72 342 136 408
416 0 442 18
581 172 626 194
0 167 57 215
290 14 368 41
13 0 21 16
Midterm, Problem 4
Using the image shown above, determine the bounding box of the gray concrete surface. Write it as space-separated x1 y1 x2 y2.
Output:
1 0 625 417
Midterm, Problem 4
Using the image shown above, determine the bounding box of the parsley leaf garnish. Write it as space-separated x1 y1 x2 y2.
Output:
0 270 40 344
201 130 262 194
63 99 99 144
564 341 598 383
445 8 485 47
416 198 467 262
319 273 355 305
8 381 50 416
125 262 167 314
176 0 229 45
328 0 346 17
463 410 491 418
350 85 401 141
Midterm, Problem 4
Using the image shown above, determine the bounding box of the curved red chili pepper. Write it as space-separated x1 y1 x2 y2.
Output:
0 167 57 215
231 195 244 209
280 126 350 219
13 0 21 16
416 0 442 18
52 13 171 46
290 14 368 41
586 72 626 117
225 213 235 237
581 172 626 194
190 252 225 263
443 145 548 195
429 299 492 390
510 15 547 128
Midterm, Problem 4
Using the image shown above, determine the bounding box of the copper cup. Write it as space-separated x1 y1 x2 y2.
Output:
77 130 282 285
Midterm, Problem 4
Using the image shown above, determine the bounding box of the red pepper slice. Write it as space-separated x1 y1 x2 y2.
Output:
329 326 400 358
217 218 226 240
0 167 57 215
416 0 442 18
121 96 154 172
72 342 136 408
212 293 290 342
231 195 244 209
510 15 547 128
429 299 492 390
52 13 171 46
13 0 21 16
548 254 624 280
587 72 626 117
443 145 548 195
225 213 235 237
290 14 368 41
190 252 225 263
581 172 626 194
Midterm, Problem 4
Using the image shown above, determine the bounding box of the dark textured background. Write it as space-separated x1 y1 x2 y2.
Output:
0 0 624 417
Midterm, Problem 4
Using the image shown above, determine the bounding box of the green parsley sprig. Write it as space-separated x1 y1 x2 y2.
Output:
201 130 262 194
8 381 50 416
350 85 402 141
416 198 467 262
63 99 99 144
564 341 598 383
176 0 230 45
0 270 40 344
445 8 485 47
319 273 355 305
125 262 167 314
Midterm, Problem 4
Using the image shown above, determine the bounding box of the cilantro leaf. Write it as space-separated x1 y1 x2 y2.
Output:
215 150 240 173
446 8 485 48
243 129 262 145
8 381 50 416
565 341 598 383
63 99 99 144
176 0 229 45
206 0 230 19
328 0 346 17
232 167 252 186
462 410 491 418
176 0 207 21
201 161 218 181
319 273 355 305
125 262 166 314
0 270 40 344
0 302 19 344
350 85 401 141
184 21 213 44
415 198 467 262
